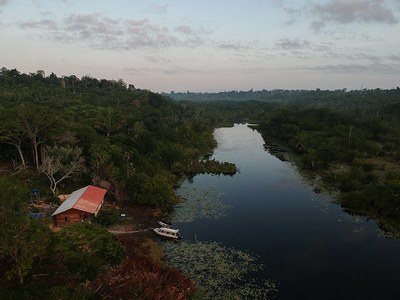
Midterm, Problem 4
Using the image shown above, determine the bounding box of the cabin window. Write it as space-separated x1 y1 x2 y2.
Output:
64 216 68 222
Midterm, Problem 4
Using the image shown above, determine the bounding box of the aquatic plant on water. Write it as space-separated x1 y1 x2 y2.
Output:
173 181 230 223
163 241 277 299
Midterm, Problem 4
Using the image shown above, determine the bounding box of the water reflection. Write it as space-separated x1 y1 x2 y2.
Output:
167 124 400 299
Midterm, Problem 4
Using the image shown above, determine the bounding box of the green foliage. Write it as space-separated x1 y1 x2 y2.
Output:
0 177 126 296
0 67 233 209
7 70 400 295
96 209 121 227
341 178 400 227
0 177 50 284
49 285 95 300
126 172 175 208
186 158 237 175
0 281 95 300
94 107 125 137
165 88 400 120
56 223 125 281
257 106 400 237
258 107 399 169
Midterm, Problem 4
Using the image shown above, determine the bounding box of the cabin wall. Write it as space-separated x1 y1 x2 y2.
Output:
53 209 93 226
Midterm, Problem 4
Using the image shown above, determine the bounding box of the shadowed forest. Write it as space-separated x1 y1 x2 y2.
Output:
1 67 400 298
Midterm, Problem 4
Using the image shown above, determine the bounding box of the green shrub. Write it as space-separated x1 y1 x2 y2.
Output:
96 209 120 227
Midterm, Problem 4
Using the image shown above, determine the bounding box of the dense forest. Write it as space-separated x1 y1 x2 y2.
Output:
164 87 400 108
164 89 349 102
1 67 400 298
254 98 400 238
169 87 400 237
0 67 237 207
0 67 236 298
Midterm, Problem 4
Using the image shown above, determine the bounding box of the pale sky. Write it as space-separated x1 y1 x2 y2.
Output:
1 0 400 92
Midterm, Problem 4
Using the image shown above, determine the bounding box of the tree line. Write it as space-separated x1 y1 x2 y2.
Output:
179 89 400 237
0 67 237 297
2 66 399 296
0 67 236 207
255 105 400 237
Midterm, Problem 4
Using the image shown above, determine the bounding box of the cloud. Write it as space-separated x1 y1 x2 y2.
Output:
64 14 122 36
115 17 209 49
174 25 195 35
273 39 333 59
122 66 209 75
0 0 8 12
276 0 398 30
174 25 210 36
389 0 400 7
16 13 210 50
275 38 311 50
304 62 400 74
143 55 171 63
387 55 400 62
217 42 250 51
18 19 59 30
311 0 398 30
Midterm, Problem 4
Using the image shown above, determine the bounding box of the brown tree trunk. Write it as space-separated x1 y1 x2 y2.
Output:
33 138 40 171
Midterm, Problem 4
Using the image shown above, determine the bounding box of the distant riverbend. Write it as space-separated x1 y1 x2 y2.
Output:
164 123 400 299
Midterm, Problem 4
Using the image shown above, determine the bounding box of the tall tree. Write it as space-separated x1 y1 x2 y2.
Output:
17 105 57 171
0 109 29 171
94 108 125 137
39 145 85 195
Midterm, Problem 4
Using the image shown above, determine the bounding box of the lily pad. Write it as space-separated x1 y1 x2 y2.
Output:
164 240 277 299
173 181 230 223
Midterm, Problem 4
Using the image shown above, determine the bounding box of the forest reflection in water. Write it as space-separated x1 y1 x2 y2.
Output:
164 124 400 300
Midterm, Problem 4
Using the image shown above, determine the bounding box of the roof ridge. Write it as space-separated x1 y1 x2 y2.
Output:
51 185 107 216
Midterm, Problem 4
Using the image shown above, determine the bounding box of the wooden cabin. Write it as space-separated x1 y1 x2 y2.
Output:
51 185 107 227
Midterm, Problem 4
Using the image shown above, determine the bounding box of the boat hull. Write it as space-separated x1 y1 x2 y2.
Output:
153 227 181 239
157 221 172 228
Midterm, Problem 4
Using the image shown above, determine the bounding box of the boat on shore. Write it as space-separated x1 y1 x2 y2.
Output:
157 221 172 228
153 227 182 239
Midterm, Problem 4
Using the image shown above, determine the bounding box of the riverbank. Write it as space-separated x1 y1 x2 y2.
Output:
256 132 339 198
255 124 400 238
97 203 198 299
166 123 400 300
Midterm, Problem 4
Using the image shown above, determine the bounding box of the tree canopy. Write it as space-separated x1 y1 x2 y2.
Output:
0 67 236 207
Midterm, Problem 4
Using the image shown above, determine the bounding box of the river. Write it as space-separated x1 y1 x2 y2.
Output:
165 123 400 299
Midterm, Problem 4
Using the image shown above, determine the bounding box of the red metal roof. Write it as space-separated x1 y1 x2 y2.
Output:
52 185 107 216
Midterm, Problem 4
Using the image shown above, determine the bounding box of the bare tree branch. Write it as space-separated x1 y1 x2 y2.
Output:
39 145 85 195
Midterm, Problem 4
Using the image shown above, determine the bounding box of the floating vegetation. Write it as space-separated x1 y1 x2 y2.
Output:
173 181 230 223
163 241 277 299
186 158 238 176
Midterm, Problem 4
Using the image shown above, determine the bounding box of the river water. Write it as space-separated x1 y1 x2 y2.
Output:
167 123 400 299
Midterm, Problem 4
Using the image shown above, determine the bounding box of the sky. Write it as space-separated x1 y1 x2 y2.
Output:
1 0 400 92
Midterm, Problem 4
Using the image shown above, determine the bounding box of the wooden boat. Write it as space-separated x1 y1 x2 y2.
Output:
153 227 182 239
157 221 172 228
